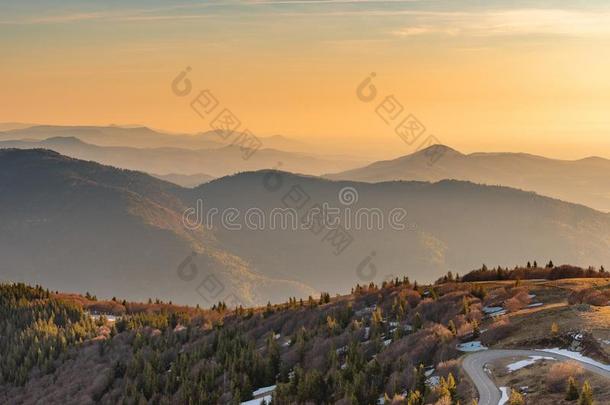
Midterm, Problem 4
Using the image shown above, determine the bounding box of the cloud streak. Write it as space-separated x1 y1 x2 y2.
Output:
393 9 610 38
3 2 610 43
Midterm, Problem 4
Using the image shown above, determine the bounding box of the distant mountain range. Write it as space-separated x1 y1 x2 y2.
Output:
327 145 610 212
0 124 321 154
0 124 225 149
1 149 609 306
0 131 365 179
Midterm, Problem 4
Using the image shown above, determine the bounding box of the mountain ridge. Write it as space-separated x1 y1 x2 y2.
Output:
1 148 609 305
0 148 315 306
327 144 610 212
0 132 365 179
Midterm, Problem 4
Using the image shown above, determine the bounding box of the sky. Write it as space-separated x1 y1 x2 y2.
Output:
2 0 610 159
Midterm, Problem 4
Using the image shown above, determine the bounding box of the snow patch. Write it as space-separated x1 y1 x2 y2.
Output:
426 376 440 387
498 387 509 405
539 348 610 371
252 385 276 397
336 346 348 354
526 302 543 308
483 306 507 317
364 327 371 340
457 341 488 352
506 356 555 372
90 314 117 323
241 394 272 405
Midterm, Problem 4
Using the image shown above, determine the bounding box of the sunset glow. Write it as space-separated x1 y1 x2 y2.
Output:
2 1 610 159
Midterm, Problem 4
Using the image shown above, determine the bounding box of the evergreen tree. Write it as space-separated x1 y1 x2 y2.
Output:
448 320 457 336
406 390 423 405
509 389 524 405
578 380 594 405
413 364 427 395
413 312 423 331
551 322 560 335
566 376 579 401
471 320 480 338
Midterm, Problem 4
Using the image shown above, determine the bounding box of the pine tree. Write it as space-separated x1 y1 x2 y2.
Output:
413 364 427 395
406 390 423 405
551 322 560 335
448 320 457 336
566 376 579 401
446 373 456 400
437 376 450 400
509 389 524 405
578 380 594 405
413 312 423 331
461 297 470 315
472 319 480 338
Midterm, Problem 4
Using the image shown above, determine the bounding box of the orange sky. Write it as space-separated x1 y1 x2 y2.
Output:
2 1 610 159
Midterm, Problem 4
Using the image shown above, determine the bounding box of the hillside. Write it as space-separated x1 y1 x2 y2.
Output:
2 280 475 404
2 149 610 307
188 170 610 296
0 149 314 306
326 145 610 212
2 275 610 404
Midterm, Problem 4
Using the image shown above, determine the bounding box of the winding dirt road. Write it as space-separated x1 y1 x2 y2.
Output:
462 349 610 405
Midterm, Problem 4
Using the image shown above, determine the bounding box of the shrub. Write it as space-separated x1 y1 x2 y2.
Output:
569 288 609 307
509 389 524 405
547 362 584 393
436 360 460 380
401 289 421 308
504 290 531 312
551 322 560 335
579 380 594 405
480 317 513 346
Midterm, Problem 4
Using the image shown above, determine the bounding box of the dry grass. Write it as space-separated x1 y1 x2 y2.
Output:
488 359 610 405
484 304 581 347
474 280 610 349
546 361 584 392
545 278 610 292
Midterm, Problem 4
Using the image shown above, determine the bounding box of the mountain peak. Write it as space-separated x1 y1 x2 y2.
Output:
413 144 462 157
43 136 87 146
